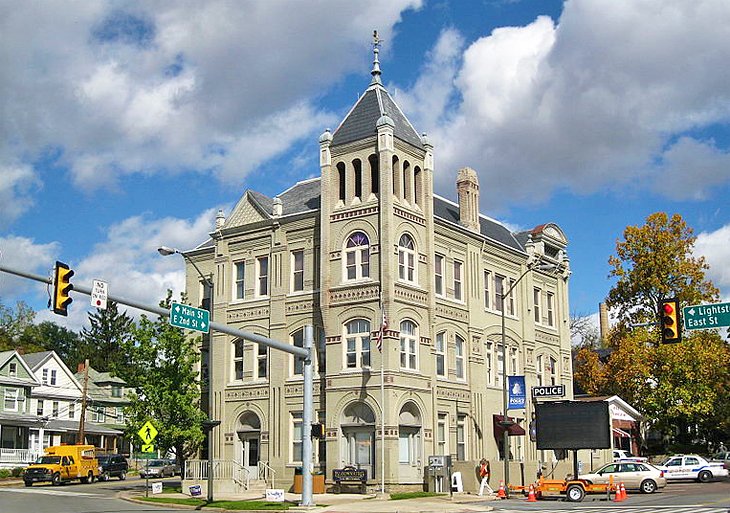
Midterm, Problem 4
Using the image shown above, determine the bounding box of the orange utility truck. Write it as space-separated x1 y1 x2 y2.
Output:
23 445 100 486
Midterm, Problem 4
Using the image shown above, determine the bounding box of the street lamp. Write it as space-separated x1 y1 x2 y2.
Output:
500 260 557 497
158 245 216 503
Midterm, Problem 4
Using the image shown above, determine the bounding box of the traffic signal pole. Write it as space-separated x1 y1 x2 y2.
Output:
0 263 315 506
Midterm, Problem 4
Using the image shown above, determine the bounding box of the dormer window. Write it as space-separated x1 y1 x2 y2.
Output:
111 386 123 398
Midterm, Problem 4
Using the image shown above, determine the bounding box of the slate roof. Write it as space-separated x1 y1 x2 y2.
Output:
246 178 322 219
20 350 54 369
433 195 524 253
332 85 422 148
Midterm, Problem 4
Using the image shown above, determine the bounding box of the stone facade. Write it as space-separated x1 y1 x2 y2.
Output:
184 51 574 492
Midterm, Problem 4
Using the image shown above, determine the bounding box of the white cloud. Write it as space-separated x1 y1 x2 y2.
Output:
695 224 730 302
1 0 422 194
402 0 730 208
0 163 40 228
0 236 59 301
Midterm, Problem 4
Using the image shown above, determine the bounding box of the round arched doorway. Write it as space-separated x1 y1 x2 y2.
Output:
237 412 261 478
398 402 423 482
340 402 376 479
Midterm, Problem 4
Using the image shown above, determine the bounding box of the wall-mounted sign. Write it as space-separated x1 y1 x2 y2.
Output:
532 385 565 398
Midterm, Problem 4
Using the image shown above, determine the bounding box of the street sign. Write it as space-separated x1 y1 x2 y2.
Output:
141 444 155 453
532 385 565 398
169 302 210 333
90 279 108 309
138 420 158 444
683 302 730 330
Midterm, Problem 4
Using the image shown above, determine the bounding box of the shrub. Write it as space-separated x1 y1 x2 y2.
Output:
12 467 23 477
0 469 11 479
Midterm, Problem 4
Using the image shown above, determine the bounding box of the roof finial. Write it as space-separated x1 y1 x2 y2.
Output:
371 29 382 85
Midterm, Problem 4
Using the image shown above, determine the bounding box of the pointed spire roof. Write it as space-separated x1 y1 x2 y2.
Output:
331 31 422 148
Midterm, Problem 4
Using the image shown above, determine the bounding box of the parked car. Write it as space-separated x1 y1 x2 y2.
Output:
579 461 666 494
711 451 730 471
613 449 648 463
139 459 175 479
23 445 100 486
657 454 730 482
165 458 181 476
97 454 128 481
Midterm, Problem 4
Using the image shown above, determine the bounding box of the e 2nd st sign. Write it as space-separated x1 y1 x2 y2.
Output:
169 302 210 334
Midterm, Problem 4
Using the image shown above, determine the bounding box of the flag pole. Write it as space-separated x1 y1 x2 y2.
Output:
380 302 386 495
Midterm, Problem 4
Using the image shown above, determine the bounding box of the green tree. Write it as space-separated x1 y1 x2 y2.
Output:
17 321 81 363
117 291 205 464
576 212 729 453
0 300 38 352
78 301 135 373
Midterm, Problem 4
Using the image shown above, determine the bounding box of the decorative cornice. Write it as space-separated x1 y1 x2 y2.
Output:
227 305 270 322
330 283 380 305
225 386 270 401
394 206 425 226
394 284 428 306
535 329 560 345
331 205 378 222
436 387 471 402
434 304 469 322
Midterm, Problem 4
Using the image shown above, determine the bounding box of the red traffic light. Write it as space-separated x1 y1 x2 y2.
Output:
663 303 674 314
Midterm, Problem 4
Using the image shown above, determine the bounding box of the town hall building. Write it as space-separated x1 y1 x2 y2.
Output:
183 41 573 493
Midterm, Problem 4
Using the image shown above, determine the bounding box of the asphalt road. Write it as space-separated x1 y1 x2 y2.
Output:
489 477 730 512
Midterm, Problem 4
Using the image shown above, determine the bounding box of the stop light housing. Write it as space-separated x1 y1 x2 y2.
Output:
52 261 74 316
659 297 681 344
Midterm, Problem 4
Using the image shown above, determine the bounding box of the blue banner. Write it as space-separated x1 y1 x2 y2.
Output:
508 375 526 410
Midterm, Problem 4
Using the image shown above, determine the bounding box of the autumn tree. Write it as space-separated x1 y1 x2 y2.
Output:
575 212 729 453
116 291 205 465
606 212 718 330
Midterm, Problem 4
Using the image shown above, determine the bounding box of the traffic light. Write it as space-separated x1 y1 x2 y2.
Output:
659 297 681 344
52 261 74 316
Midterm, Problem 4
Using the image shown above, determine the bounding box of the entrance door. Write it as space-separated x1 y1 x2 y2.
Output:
343 429 374 480
240 433 260 478
398 427 422 482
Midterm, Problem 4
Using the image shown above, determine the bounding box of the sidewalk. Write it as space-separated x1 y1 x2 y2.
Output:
124 489 497 513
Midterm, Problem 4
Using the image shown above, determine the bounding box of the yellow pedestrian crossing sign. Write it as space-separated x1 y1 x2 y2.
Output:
141 444 155 453
138 421 158 444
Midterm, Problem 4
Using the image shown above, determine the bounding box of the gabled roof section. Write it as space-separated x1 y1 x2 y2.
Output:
433 195 525 253
224 190 271 229
0 350 41 386
332 86 422 148
20 350 54 369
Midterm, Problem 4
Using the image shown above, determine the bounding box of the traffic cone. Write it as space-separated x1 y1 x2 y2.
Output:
526 483 537 502
497 480 506 499
613 482 623 502
620 482 627 501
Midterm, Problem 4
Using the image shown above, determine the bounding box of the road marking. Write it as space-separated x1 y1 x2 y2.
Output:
0 488 105 497
493 507 727 513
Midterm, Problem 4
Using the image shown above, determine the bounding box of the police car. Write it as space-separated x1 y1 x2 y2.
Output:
657 454 729 482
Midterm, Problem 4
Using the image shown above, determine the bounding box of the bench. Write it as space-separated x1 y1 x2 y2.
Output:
332 467 367 494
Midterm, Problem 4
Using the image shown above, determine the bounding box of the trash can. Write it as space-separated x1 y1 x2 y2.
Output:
293 467 325 494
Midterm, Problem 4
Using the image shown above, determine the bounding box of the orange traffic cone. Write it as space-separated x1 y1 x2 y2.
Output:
497 480 506 499
527 483 537 502
620 482 627 501
613 482 623 502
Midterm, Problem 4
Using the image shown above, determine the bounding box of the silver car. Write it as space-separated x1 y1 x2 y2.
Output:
139 459 175 479
579 461 667 494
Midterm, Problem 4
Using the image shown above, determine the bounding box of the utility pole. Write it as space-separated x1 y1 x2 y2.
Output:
77 359 89 444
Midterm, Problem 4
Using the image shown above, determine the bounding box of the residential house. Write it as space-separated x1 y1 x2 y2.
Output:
0 350 40 468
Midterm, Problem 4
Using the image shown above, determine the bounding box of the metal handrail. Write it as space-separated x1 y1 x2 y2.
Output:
258 460 276 488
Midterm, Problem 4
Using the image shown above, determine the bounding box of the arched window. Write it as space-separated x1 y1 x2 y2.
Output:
345 319 371 369
398 234 416 283
369 154 379 195
414 166 422 206
435 331 446 377
392 155 401 197
400 320 418 370
353 158 362 200
337 162 346 202
344 232 370 281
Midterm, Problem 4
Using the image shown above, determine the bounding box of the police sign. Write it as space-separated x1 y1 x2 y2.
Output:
532 385 565 398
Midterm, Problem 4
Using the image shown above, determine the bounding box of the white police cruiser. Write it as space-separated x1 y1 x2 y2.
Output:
657 454 729 482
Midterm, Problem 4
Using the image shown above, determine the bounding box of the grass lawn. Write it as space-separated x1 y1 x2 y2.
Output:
140 497 292 510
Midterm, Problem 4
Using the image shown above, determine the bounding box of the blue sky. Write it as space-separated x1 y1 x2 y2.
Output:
1 0 729 332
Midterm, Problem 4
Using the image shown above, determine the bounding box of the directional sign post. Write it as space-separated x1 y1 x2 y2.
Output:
683 302 730 330
169 302 210 334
